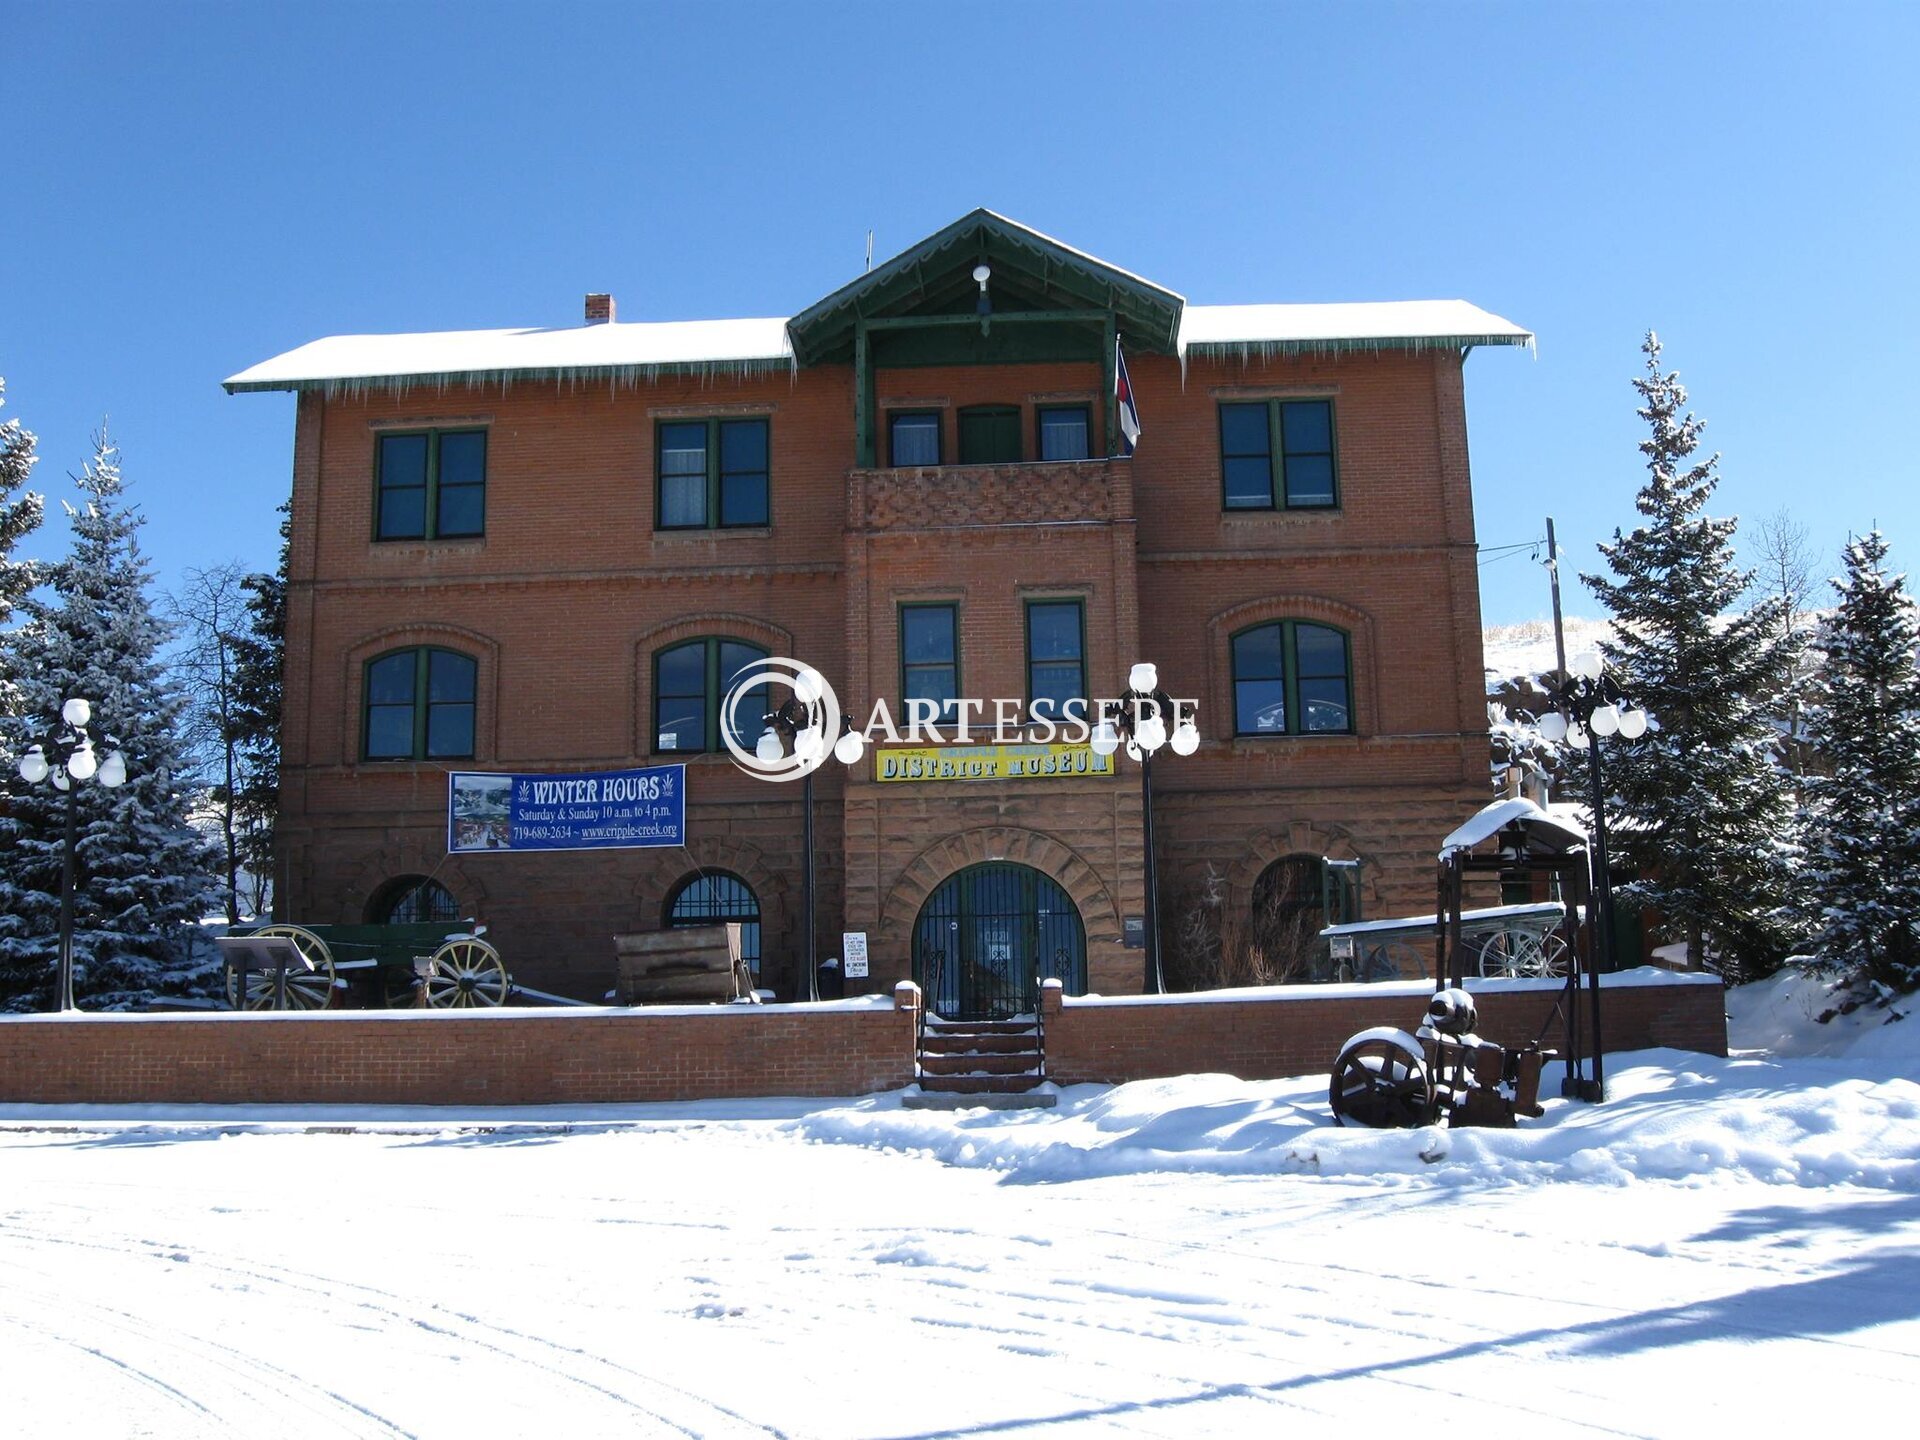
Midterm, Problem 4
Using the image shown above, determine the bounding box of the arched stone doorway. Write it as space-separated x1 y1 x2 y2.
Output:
912 862 1086 1020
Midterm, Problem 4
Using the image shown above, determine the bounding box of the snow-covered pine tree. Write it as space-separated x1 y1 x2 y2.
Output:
0 431 218 1010
229 501 287 915
0 378 47 721
1800 530 1920 993
1582 333 1795 979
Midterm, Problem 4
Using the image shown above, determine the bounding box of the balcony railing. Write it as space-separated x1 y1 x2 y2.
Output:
848 458 1130 533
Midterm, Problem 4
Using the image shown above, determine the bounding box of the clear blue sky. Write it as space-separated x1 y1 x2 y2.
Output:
5 1 1915 626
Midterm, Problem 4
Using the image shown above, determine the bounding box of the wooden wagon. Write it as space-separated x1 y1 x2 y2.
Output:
223 922 510 1010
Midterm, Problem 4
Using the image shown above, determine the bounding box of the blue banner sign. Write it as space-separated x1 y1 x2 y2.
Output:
447 765 686 853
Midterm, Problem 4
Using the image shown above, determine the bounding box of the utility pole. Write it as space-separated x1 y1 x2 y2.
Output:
1545 516 1569 679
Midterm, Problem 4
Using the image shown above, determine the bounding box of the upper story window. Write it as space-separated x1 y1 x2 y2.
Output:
654 637 769 753
1026 599 1086 721
958 406 1022 465
1037 405 1091 462
363 647 477 760
657 418 770 530
1219 399 1338 511
900 603 960 721
376 429 487 541
889 412 942 467
1232 621 1351 735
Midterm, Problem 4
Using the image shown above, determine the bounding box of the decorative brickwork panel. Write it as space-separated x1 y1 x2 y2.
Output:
855 460 1118 531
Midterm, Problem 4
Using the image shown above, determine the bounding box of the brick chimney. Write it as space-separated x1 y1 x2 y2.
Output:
584 293 615 324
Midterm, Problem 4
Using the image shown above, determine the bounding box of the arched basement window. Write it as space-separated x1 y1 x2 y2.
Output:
370 875 461 925
666 871 762 980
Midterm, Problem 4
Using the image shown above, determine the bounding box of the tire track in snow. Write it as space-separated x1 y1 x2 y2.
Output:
1 1218 781 1438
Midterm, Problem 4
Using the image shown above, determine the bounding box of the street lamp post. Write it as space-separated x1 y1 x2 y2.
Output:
15 697 130 1012
1090 663 1200 995
1538 650 1651 1103
755 669 866 1002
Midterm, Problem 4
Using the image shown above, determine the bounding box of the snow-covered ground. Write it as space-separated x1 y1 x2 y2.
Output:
4 972 1916 1438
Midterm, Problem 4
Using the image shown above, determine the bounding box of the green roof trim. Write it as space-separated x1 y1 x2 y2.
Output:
786 209 1185 367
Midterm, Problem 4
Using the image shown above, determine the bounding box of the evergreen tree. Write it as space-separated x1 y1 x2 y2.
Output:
1583 333 1794 979
231 500 287 914
0 431 218 1010
0 378 47 719
1800 531 1920 992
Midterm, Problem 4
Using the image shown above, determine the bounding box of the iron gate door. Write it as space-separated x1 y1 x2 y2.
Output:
912 862 1086 1019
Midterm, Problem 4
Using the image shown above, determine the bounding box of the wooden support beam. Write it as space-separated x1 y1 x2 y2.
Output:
1103 312 1117 458
861 309 1111 332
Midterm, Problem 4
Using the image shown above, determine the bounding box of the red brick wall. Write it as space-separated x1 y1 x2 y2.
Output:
0 1002 916 1107
1040 974 1727 1086
275 341 1500 1002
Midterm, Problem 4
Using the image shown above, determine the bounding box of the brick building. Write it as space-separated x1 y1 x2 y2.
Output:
226 209 1531 1009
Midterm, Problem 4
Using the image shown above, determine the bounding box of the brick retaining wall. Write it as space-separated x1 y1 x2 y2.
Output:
0 972 1724 1107
1040 970 1726 1086
0 998 918 1107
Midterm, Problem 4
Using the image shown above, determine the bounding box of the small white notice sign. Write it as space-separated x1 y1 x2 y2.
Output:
842 932 869 979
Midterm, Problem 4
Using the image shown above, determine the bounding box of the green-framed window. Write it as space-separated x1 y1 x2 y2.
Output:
900 603 960 722
375 429 487 541
1036 405 1091 462
1218 399 1338 511
656 418 770 530
888 411 942 467
363 647 477 760
1231 621 1352 736
958 405 1022 465
653 637 769 754
1025 599 1086 721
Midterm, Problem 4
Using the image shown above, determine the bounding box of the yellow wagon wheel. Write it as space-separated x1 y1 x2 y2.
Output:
226 924 337 1010
424 937 510 1008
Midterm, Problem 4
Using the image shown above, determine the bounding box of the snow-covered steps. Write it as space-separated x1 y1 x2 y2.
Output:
917 1015 1047 1096
901 1086 1059 1110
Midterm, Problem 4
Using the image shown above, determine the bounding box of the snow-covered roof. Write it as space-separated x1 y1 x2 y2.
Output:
1439 797 1588 857
1179 300 1533 359
223 318 796 395
225 298 1533 394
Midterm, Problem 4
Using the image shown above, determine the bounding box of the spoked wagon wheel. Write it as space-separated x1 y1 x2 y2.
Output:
1474 930 1524 979
424 937 510 1008
1513 929 1573 978
226 925 337 1010
1328 1028 1435 1128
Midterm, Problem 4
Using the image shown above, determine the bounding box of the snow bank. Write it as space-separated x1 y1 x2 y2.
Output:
785 1049 1920 1192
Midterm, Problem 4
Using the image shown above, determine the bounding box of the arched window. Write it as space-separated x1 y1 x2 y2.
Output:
1231 621 1351 736
364 647 477 760
370 876 461 925
666 871 762 979
1249 856 1327 982
653 638 768 754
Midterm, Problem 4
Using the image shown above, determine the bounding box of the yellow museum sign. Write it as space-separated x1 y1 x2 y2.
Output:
874 743 1116 784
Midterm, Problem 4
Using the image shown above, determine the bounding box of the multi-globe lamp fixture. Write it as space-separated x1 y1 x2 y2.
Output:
16 697 130 1011
1090 662 1199 994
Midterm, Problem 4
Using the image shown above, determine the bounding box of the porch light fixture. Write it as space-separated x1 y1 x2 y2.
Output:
973 262 992 317
1091 663 1200 994
15 697 130 1011
1538 649 1653 1103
